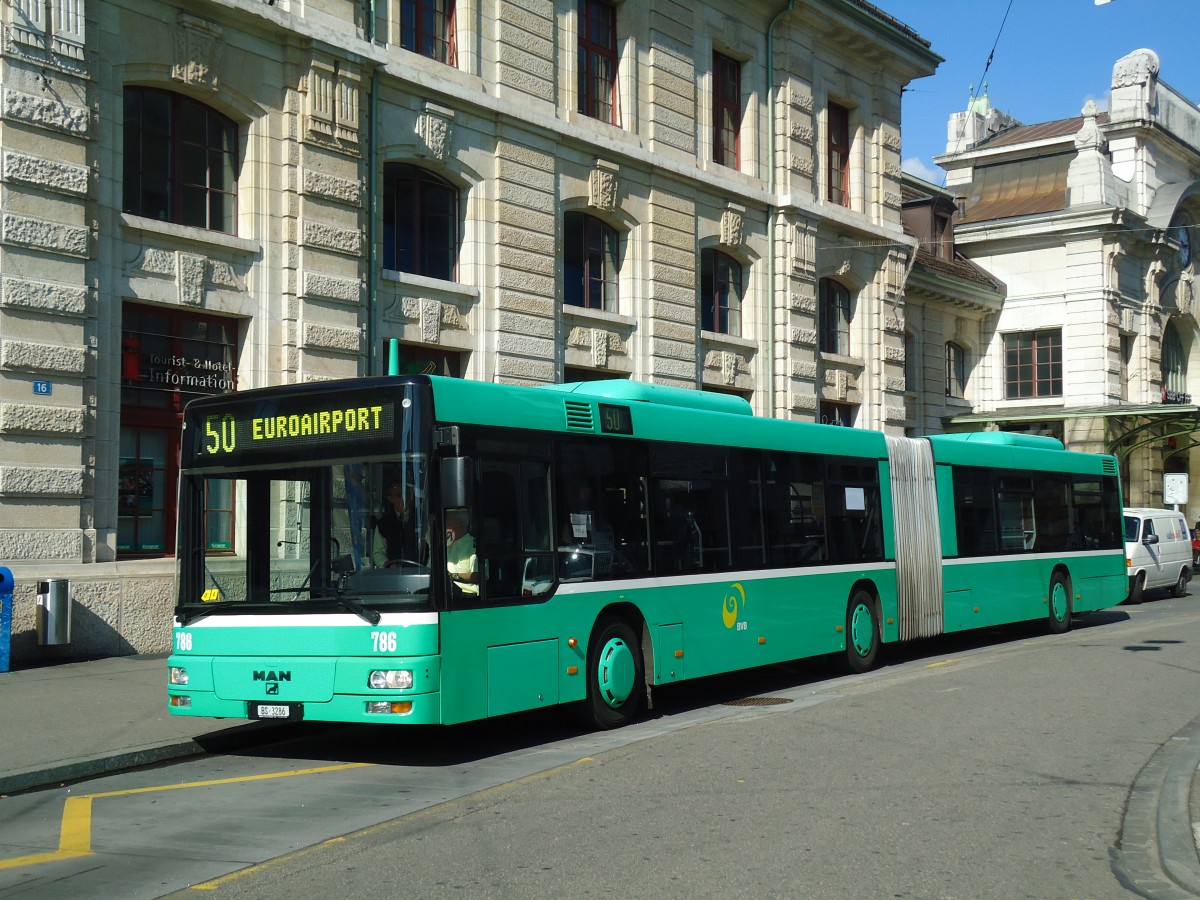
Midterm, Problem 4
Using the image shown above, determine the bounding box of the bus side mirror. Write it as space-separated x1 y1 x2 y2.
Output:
441 456 474 509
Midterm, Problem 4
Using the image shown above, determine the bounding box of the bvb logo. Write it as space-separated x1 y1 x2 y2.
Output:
722 583 746 629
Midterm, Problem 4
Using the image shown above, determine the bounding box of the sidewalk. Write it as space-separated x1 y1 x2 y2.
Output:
0 654 275 795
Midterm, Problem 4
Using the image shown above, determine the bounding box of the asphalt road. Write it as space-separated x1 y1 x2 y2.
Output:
3 596 1199 899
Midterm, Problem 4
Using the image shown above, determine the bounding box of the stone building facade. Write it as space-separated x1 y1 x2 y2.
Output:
0 0 937 663
899 173 1005 436
938 50 1200 513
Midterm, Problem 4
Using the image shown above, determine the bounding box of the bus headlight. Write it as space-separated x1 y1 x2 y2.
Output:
169 667 189 685
368 669 413 690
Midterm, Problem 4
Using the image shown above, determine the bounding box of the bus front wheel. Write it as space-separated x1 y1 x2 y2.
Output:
1047 572 1073 634
582 615 644 730
843 590 880 674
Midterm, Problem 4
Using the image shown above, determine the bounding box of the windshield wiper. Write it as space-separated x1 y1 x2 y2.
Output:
332 594 381 625
176 602 270 627
281 587 382 625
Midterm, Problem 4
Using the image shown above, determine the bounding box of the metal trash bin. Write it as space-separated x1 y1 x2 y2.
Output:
0 567 13 672
36 578 71 646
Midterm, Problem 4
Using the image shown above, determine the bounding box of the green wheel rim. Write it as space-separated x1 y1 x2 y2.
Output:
596 636 636 708
849 602 875 658
1050 581 1069 622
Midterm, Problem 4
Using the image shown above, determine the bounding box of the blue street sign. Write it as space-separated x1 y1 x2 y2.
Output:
0 566 13 673
33 381 52 396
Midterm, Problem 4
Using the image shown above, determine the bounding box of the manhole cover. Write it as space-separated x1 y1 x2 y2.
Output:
721 696 793 707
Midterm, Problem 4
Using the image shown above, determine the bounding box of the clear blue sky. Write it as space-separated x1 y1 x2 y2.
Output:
882 0 1200 184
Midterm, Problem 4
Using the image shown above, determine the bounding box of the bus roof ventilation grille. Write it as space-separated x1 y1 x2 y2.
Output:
1103 457 1119 476
564 400 594 431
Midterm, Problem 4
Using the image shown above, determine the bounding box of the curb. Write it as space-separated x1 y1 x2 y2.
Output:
1111 713 1200 899
0 720 295 796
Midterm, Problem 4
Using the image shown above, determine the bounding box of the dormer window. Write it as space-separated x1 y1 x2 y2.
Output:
934 213 952 260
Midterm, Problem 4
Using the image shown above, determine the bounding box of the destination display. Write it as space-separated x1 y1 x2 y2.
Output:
186 389 401 466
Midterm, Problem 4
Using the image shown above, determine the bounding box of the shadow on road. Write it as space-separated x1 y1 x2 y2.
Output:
201 607 1138 771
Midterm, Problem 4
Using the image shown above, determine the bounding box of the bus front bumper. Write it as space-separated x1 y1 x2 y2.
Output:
166 654 442 725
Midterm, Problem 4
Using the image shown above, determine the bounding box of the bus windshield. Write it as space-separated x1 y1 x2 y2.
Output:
175 379 435 616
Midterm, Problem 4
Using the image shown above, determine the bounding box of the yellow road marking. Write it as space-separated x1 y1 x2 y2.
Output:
925 658 960 668
0 763 371 871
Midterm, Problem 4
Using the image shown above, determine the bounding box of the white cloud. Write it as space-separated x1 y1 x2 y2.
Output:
901 156 943 184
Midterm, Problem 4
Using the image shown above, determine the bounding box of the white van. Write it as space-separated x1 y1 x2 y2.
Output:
1123 508 1192 603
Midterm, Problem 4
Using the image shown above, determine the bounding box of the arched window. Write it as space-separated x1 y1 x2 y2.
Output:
701 249 742 336
1163 320 1187 398
123 87 238 233
946 341 966 398
564 212 619 311
383 164 458 280
818 278 852 355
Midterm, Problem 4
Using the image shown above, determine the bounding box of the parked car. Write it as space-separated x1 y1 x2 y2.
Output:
1123 508 1191 603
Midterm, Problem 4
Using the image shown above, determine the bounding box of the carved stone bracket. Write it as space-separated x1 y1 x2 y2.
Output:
178 253 206 306
417 103 454 161
789 84 814 113
174 13 222 91
589 160 619 212
126 246 246 306
721 204 745 248
306 57 361 147
420 298 441 343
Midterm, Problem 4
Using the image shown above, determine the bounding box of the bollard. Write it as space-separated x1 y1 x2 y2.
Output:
0 567 12 672
35 578 72 646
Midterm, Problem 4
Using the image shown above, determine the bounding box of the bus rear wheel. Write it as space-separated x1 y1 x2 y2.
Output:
843 590 880 674
1047 572 1073 634
582 615 644 730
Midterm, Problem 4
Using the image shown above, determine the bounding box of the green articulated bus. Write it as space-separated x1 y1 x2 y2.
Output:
168 375 1128 729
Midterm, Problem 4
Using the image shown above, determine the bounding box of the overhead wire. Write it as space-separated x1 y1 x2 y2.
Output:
941 0 1017 185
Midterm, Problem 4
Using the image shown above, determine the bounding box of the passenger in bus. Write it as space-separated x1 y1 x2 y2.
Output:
372 482 418 568
445 507 478 595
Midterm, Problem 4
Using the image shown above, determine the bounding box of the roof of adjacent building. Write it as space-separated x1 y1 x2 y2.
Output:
951 112 1116 224
972 112 1110 150
910 245 1006 290
900 180 1006 291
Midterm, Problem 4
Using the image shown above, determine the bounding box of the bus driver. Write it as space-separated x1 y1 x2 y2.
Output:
445 508 478 595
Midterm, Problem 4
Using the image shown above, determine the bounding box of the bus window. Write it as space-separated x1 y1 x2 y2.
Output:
557 439 650 580
651 444 732 574
763 450 827 567
826 461 883 564
477 457 552 602
997 476 1035 552
951 466 998 557
1034 474 1070 551
1072 476 1122 550
729 448 766 568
